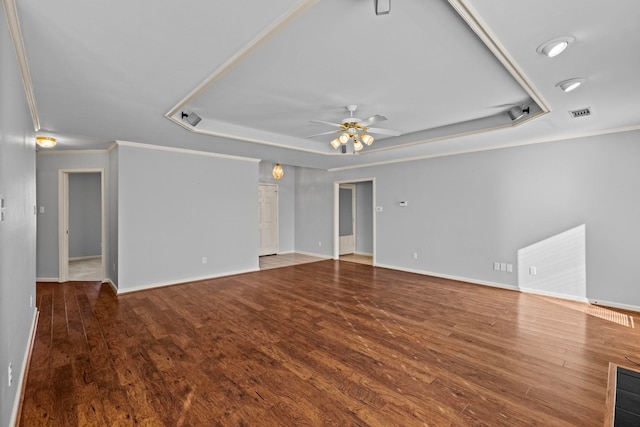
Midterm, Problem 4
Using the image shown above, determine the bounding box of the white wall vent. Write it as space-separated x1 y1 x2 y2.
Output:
569 107 591 118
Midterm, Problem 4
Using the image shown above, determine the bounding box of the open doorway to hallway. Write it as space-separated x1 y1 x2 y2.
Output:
334 179 375 266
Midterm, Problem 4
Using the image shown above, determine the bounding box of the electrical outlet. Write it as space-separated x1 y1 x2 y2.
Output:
529 266 537 275
506 263 513 273
202 257 207 264
493 262 500 271
8 363 12 387
412 252 418 260
318 241 322 247
500 263 507 272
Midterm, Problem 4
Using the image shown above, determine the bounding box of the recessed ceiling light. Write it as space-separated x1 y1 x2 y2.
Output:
537 36 575 58
556 78 585 92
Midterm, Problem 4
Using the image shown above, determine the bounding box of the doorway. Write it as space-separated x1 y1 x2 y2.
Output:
58 169 106 282
338 184 356 255
258 184 278 256
334 179 375 265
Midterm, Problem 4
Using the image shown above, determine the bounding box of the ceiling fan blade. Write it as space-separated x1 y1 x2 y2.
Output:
357 115 387 127
310 119 343 127
366 127 402 136
306 130 340 138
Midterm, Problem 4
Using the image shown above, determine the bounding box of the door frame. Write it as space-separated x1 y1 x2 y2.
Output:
338 184 356 255
333 178 376 265
58 169 106 282
258 183 279 256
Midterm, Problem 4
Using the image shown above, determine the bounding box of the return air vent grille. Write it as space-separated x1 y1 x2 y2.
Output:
570 108 591 118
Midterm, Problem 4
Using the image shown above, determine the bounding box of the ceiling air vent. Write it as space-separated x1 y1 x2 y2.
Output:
570 107 591 118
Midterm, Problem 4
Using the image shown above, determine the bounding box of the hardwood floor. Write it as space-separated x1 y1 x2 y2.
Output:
20 260 640 426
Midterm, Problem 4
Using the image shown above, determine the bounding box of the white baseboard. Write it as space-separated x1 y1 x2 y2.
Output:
105 278 118 294
588 298 640 313
69 255 101 261
354 251 373 257
276 250 294 255
35 277 59 283
116 267 259 295
9 308 39 427
294 250 332 259
374 263 519 292
519 287 589 303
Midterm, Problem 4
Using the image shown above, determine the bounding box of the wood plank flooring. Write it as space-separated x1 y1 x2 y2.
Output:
20 260 640 426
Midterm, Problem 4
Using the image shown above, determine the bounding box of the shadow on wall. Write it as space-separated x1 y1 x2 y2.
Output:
517 224 586 300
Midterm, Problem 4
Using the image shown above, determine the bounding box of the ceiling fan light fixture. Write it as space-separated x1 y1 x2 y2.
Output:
556 78 585 93
330 138 341 149
353 140 363 152
339 132 350 144
36 136 56 148
537 36 575 58
360 133 374 145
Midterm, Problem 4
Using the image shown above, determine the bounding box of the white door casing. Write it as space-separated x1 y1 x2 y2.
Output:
58 169 106 282
338 184 356 255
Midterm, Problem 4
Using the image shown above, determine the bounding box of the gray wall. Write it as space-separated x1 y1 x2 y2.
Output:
36 152 110 279
295 130 640 309
117 144 259 291
0 8 37 425
355 181 373 254
339 187 353 236
258 161 295 253
68 173 102 258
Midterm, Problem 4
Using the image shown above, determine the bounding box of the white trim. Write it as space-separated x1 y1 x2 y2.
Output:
115 140 260 163
107 141 118 152
293 250 332 260
58 169 107 283
328 124 640 172
35 277 59 282
58 171 69 282
105 279 118 294
116 268 259 295
519 287 589 303
9 308 38 427
333 178 376 265
446 0 550 113
276 250 295 255
2 0 40 131
375 263 519 292
165 0 320 119
69 255 101 261
36 149 109 156
588 299 640 314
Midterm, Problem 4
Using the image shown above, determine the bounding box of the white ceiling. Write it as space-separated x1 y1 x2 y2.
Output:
14 0 640 169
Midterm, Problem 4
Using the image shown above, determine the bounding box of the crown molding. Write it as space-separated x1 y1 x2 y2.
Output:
2 0 40 131
328 123 640 172
115 140 260 163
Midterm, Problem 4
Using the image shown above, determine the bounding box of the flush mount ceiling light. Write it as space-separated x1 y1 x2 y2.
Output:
307 105 401 153
35 136 56 148
272 163 284 180
556 78 585 93
537 36 575 58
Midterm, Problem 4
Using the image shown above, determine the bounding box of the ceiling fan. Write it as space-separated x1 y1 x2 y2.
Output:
308 105 402 153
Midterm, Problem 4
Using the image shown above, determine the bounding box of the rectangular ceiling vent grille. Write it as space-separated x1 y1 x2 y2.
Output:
570 108 591 118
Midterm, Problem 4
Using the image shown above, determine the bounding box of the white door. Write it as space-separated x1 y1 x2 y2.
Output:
258 184 278 256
